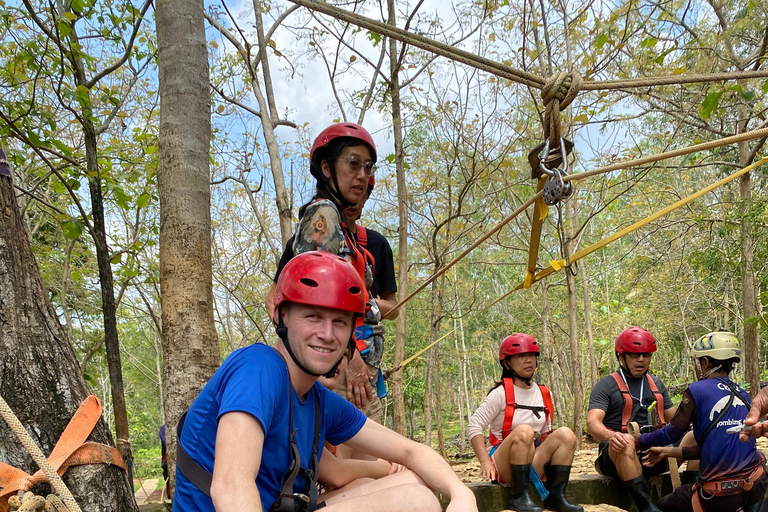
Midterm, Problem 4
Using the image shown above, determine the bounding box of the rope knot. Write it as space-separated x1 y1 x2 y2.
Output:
541 71 582 147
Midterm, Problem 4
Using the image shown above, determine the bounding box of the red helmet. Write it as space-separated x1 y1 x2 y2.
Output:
615 326 657 354
499 333 540 360
310 123 377 164
274 251 365 316
368 175 375 191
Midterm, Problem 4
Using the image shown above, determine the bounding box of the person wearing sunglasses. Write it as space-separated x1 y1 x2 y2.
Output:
266 123 389 425
587 327 676 512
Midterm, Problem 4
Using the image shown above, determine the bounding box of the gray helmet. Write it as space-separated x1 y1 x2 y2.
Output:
690 331 741 362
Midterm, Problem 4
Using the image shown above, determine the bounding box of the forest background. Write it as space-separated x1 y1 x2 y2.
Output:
1 0 768 485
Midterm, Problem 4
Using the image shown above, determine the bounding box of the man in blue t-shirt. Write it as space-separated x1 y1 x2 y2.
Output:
174 251 477 512
636 331 767 512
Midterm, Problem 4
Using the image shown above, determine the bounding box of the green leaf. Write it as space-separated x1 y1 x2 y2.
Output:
652 48 675 65
762 80 768 94
699 90 723 119
572 114 589 123
113 187 130 209
596 34 608 49
367 31 381 45
742 90 755 102
136 192 150 209
71 0 85 11
640 37 657 48
110 252 122 264
62 219 84 239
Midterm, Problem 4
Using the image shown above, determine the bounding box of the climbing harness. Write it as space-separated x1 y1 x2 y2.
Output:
176 358 323 512
691 464 766 512
0 394 126 512
489 378 554 447
688 378 764 512
609 371 665 433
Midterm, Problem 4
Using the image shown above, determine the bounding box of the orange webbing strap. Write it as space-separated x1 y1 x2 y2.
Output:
609 372 634 433
610 372 666 433
691 483 705 512
524 178 548 289
540 385 554 434
0 395 126 511
645 376 666 428
356 225 368 247
489 378 517 447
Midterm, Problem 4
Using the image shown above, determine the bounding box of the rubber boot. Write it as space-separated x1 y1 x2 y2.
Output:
624 475 662 512
508 464 543 512
541 465 583 512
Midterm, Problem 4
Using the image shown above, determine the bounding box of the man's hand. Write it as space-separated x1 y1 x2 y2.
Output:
641 446 671 467
609 432 630 453
479 459 498 482
346 351 374 408
741 386 768 442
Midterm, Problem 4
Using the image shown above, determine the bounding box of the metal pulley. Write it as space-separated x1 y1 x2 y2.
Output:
529 138 574 206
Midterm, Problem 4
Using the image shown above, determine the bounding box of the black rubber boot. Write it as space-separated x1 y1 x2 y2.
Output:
508 464 543 512
541 465 583 512
624 475 662 512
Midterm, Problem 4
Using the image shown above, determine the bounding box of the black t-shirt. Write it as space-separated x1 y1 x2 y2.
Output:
588 370 674 430
274 228 397 298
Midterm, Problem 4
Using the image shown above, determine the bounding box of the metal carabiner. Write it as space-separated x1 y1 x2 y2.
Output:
537 139 556 178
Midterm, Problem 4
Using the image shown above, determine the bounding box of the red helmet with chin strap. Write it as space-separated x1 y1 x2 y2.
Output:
499 333 540 360
310 123 377 164
273 251 365 319
615 326 657 354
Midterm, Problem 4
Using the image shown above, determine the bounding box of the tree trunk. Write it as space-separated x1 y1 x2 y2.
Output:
581 260 597 387
0 150 138 511
64 22 132 462
565 199 583 448
738 109 760 397
157 0 220 492
388 0 408 437
433 273 447 459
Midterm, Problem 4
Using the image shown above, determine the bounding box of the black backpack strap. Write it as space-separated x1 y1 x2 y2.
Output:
698 377 739 447
271 366 323 512
176 410 213 497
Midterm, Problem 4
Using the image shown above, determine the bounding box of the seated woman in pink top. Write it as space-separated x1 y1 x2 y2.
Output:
468 333 582 512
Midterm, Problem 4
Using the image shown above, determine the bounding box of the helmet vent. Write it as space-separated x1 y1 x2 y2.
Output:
300 278 319 288
349 286 361 295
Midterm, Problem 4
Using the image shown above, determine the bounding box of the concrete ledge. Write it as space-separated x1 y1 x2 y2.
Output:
443 473 673 512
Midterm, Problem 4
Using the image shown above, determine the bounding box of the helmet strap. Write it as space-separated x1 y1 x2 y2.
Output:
501 359 534 386
276 308 335 379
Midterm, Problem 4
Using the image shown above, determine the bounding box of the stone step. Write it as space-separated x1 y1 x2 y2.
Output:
444 473 673 512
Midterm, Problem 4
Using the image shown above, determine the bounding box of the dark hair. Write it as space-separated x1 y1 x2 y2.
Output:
487 367 517 396
704 356 736 374
298 137 372 219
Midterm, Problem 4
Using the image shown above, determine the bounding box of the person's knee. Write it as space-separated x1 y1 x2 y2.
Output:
510 424 535 444
554 426 577 447
609 435 639 460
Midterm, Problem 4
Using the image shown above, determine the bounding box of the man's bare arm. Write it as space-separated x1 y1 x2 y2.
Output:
211 412 264 511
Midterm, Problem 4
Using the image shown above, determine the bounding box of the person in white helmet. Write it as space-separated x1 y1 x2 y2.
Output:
636 331 767 512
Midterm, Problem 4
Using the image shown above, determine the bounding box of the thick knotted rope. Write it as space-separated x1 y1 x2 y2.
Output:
8 493 67 512
541 71 582 148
